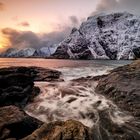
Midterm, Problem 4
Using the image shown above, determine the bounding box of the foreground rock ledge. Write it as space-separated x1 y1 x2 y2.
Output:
0 106 42 140
0 66 62 82
21 120 93 140
0 66 62 107
96 60 140 120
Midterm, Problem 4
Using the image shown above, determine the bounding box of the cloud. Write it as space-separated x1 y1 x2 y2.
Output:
1 26 72 51
18 22 30 27
1 14 81 51
96 0 118 12
69 16 79 25
92 0 140 15
1 28 44 49
0 2 5 11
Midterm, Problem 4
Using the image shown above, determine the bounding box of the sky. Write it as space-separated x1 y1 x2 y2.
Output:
0 0 140 52
0 0 98 33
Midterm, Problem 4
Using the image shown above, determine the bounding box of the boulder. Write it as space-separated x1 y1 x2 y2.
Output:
0 106 42 140
21 120 93 140
96 60 140 119
0 73 34 107
0 66 62 107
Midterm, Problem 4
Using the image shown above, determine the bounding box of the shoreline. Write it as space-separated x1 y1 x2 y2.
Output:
0 61 139 139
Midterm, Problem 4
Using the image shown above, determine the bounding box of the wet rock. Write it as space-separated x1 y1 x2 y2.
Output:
21 120 93 140
0 66 62 82
0 105 42 140
0 66 62 107
30 67 62 82
72 75 107 82
92 110 140 140
0 73 34 107
96 60 140 119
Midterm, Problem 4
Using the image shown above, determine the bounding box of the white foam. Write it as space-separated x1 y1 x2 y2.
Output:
56 66 113 81
25 80 133 128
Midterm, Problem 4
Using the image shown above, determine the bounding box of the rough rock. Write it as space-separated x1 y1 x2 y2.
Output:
0 66 62 107
133 47 140 58
0 66 62 82
0 71 34 107
53 12 140 60
21 120 93 140
33 47 51 57
29 67 62 82
0 105 42 140
92 110 140 140
96 60 140 119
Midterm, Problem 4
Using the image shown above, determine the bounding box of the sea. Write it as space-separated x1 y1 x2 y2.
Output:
0 58 132 80
0 58 134 128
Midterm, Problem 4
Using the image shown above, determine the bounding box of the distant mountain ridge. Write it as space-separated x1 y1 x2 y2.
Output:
53 12 140 59
0 46 57 58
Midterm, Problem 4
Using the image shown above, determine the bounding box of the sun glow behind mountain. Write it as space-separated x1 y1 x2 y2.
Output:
0 0 140 51
0 0 99 50
0 0 98 32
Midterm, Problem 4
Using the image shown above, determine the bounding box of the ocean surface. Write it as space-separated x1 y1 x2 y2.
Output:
0 58 132 80
0 58 134 128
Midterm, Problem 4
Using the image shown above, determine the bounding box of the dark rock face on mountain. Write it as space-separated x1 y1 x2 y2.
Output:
33 47 51 57
21 120 93 140
53 12 140 60
0 105 42 140
96 60 140 119
133 47 140 58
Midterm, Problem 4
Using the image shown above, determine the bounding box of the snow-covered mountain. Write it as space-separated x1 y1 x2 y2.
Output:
0 45 57 58
53 12 140 60
0 48 35 57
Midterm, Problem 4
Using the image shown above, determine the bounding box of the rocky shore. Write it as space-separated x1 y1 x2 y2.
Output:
0 66 62 139
0 61 140 140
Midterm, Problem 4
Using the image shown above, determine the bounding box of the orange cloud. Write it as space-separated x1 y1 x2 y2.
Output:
0 2 5 11
18 22 30 27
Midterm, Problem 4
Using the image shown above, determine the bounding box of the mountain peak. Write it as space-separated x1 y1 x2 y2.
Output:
53 12 140 60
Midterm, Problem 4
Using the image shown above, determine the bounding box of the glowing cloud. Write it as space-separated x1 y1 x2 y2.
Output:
0 2 5 11
17 22 30 27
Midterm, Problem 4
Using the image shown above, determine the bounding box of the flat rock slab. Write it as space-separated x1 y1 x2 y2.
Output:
0 66 62 82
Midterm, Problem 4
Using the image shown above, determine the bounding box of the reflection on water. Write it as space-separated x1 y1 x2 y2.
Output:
0 58 133 69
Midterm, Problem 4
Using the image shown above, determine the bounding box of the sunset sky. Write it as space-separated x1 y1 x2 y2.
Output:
0 0 98 33
0 0 140 51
